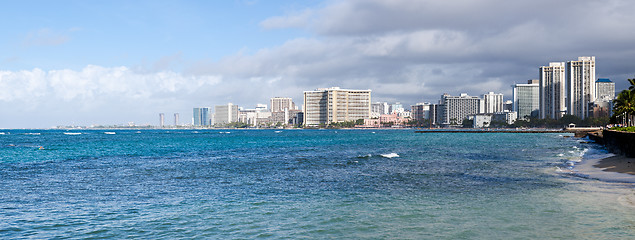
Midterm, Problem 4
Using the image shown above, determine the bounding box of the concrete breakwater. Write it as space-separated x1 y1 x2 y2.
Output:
414 128 598 136
414 129 565 133
600 130 635 158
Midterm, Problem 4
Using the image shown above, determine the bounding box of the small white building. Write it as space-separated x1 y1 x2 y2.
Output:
472 114 492 128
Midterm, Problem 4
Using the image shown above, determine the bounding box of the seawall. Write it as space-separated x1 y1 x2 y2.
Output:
602 130 635 158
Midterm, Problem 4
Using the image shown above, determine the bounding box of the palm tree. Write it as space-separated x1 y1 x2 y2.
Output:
629 77 635 92
613 89 635 126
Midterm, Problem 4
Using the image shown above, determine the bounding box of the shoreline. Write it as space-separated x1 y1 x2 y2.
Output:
594 155 635 176
574 155 635 183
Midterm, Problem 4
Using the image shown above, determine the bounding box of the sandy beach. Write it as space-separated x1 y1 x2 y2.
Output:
574 154 635 183
594 155 635 175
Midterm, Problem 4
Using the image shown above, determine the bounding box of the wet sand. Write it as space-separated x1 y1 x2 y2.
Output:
574 155 635 183
594 155 635 175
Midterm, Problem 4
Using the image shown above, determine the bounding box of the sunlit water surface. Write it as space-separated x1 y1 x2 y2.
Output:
1 129 633 239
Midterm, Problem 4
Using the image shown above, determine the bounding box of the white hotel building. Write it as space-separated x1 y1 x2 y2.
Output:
566 56 596 119
439 93 482 125
483 92 504 113
303 87 371 126
539 62 567 119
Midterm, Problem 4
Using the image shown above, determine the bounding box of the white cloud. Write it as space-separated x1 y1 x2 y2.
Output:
205 0 635 105
260 9 314 30
0 66 222 127
0 65 221 103
5 0 635 127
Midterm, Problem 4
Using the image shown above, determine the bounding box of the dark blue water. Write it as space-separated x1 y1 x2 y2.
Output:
1 129 633 239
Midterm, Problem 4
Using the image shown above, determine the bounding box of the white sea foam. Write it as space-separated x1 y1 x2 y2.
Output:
380 153 399 158
275 131 282 133
104 132 116 135
63 132 81 135
24 133 41 135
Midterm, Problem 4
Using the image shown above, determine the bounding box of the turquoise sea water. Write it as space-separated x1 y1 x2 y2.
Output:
1 129 633 239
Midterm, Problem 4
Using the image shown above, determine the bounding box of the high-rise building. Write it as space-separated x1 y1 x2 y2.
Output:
303 87 371 126
270 97 296 125
433 103 443 126
390 102 404 114
193 107 211 126
483 92 504 113
539 62 566 119
214 103 239 125
159 113 165 127
566 56 596 119
439 93 481 125
513 80 540 119
411 103 431 121
270 97 296 113
174 113 179 126
371 102 389 117
595 78 615 101
238 106 272 126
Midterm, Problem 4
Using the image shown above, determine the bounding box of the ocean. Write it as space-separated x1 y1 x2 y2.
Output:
1 129 633 239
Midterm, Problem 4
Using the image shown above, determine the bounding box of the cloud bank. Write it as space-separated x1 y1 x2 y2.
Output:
190 0 635 103
3 0 635 128
0 66 221 127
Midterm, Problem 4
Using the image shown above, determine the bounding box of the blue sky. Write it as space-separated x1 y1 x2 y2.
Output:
1 1 317 71
1 0 635 128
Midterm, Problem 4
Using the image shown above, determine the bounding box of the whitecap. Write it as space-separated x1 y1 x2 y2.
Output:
63 132 81 135
380 153 399 158
104 132 116 135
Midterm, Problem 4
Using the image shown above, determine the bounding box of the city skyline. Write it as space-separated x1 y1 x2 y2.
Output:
2 0 635 128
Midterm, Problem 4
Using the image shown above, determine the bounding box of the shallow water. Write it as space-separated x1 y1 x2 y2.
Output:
0 129 633 239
